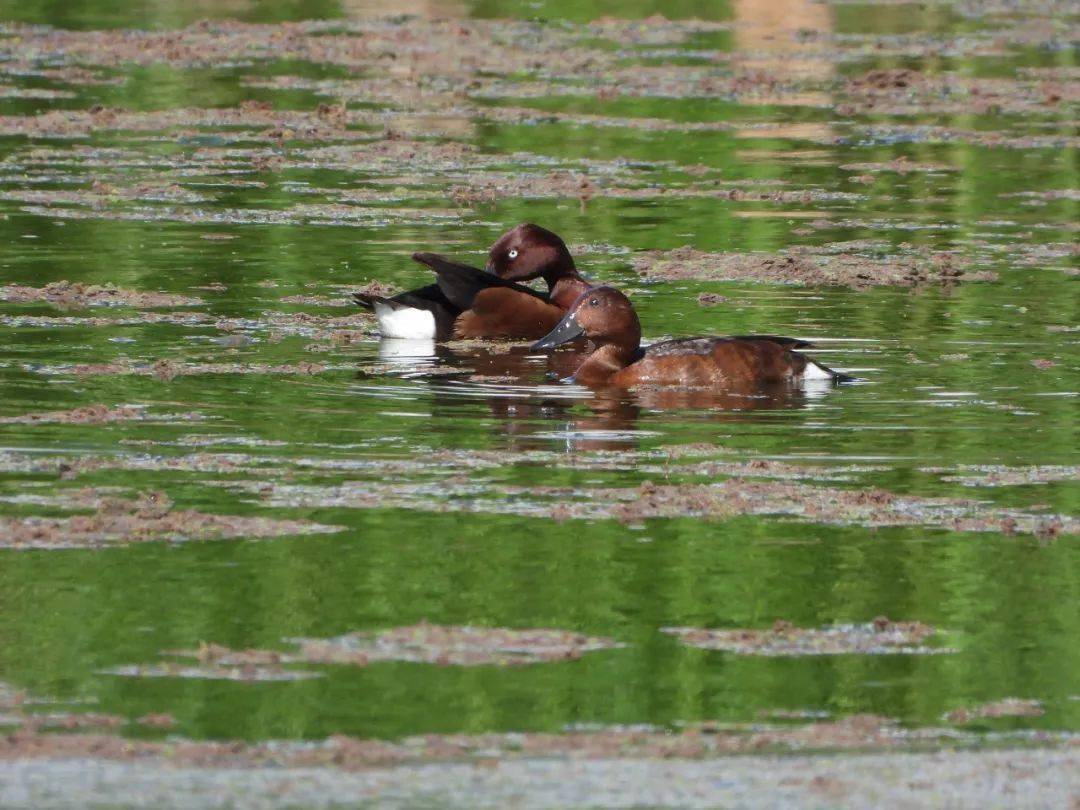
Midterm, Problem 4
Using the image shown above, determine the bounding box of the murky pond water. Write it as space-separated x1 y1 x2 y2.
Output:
0 0 1076 748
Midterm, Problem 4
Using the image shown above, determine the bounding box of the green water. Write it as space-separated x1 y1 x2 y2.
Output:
0 0 1077 743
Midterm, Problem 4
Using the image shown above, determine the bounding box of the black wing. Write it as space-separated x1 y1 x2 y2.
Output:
729 335 814 349
353 283 455 313
412 252 549 311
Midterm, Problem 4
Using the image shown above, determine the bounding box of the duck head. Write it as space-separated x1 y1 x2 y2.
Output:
486 223 576 283
532 286 641 352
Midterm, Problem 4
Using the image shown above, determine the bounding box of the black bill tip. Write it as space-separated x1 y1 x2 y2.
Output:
532 313 585 350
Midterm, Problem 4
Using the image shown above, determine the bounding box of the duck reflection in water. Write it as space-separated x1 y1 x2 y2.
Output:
367 336 832 452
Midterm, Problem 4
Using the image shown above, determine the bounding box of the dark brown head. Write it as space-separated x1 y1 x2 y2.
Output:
532 286 641 352
486 223 576 283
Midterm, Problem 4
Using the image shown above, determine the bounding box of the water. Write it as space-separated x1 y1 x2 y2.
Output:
0 0 1077 744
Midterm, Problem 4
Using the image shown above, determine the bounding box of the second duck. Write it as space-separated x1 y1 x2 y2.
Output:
533 287 853 388
354 224 590 341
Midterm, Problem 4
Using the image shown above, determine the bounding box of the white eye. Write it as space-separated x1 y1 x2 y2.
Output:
508 248 518 259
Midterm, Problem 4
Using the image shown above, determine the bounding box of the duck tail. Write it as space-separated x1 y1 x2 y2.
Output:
352 292 378 310
805 359 857 383
369 298 437 340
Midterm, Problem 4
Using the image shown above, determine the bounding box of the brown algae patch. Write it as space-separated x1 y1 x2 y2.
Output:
12 201 467 229
0 312 212 329
442 171 862 206
945 699 1045 725
0 182 209 206
0 684 169 732
850 124 1079 151
596 480 1073 538
0 713 125 731
839 68 1077 117
0 405 204 425
0 714 1047 770
0 281 203 309
0 446 880 486
226 478 1077 539
100 664 320 683
31 359 338 379
923 465 1080 487
293 624 622 667
278 294 355 307
0 451 277 479
662 619 954 657
167 623 623 669
631 247 994 288
136 714 177 729
839 157 956 174
0 104 365 139
0 492 342 550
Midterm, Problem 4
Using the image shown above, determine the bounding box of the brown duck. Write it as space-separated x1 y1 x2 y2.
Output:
532 286 854 388
354 224 590 341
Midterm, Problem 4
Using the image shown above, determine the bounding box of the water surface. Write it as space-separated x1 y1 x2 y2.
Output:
0 0 1077 742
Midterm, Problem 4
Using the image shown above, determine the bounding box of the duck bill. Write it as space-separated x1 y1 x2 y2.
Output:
532 312 585 350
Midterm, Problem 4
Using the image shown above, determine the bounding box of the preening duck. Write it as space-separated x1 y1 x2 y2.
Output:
354 224 590 341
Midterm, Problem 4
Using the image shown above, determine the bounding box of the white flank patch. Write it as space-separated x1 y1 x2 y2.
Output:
373 302 436 339
802 360 836 381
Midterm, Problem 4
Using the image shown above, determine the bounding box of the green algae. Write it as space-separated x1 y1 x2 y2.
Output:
0 0 1075 756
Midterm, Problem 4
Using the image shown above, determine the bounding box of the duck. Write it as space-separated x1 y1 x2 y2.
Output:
353 223 590 341
532 286 853 388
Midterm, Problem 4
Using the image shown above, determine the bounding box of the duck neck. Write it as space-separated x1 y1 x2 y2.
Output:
573 342 638 386
548 275 588 310
542 253 583 303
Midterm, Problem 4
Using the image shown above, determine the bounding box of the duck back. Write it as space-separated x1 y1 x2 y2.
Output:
610 337 821 388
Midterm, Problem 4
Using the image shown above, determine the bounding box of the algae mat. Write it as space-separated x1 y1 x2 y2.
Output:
0 0 1076 777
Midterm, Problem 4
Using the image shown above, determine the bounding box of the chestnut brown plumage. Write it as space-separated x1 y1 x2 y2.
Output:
354 223 590 341
533 287 853 388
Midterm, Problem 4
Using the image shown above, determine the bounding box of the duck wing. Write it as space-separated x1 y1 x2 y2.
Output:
728 336 855 381
412 252 549 311
728 335 814 349
644 336 812 356
643 337 854 384
353 283 456 313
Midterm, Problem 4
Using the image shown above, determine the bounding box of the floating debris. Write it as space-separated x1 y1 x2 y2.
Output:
278 294 353 307
945 699 1045 725
0 713 1001 769
168 623 624 669
291 624 623 667
0 312 211 329
0 281 203 309
225 477 1077 539
0 182 209 206
0 492 343 550
839 68 1076 117
0 405 204 425
0 451 275 479
30 359 338 379
662 619 954 657
100 664 319 682
0 683 25 710
839 157 956 174
16 712 125 731
631 247 995 289
923 465 1080 488
136 714 177 729
759 709 833 721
